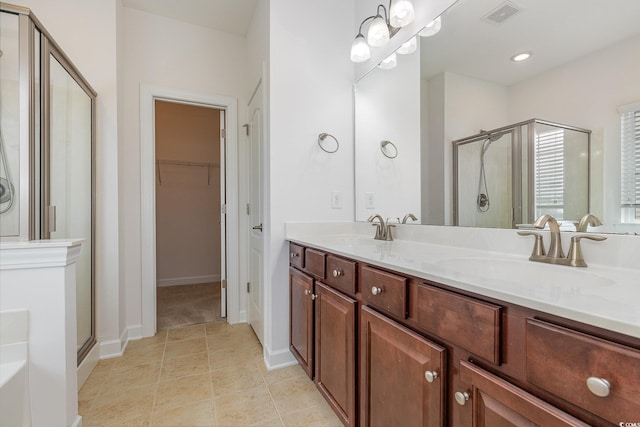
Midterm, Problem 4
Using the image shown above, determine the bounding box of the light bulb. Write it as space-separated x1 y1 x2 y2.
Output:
350 34 371 62
511 51 533 62
367 15 390 47
378 53 397 70
419 16 442 37
390 0 415 28
397 36 417 55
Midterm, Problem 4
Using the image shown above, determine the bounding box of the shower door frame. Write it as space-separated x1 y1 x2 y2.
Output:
452 118 592 228
1 4 97 364
452 127 521 228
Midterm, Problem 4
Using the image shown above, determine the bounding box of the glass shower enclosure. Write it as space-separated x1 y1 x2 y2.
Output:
453 119 591 229
0 4 96 363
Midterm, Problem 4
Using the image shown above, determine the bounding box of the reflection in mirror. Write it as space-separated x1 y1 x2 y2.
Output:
354 0 640 234
453 120 590 229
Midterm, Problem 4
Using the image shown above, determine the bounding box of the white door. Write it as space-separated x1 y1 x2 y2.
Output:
219 110 227 318
248 83 264 344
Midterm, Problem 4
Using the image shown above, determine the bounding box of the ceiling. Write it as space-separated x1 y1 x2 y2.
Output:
121 0 258 36
419 0 640 86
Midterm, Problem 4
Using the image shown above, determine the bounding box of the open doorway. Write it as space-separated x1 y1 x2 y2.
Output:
154 100 226 329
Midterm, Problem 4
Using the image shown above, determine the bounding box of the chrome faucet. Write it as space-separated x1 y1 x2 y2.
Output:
367 214 395 241
368 214 386 240
519 214 606 267
574 213 603 232
401 213 417 224
532 214 565 259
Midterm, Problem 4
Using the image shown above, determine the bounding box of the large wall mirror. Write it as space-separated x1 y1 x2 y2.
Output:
354 0 640 234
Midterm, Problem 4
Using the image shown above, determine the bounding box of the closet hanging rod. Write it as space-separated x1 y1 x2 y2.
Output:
156 159 219 168
156 159 220 186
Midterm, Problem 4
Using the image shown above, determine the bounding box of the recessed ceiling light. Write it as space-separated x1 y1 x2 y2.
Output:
511 51 532 62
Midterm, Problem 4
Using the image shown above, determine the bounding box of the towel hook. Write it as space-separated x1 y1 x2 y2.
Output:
318 133 339 154
380 140 398 159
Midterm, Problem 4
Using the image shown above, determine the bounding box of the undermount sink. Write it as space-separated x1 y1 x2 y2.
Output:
316 235 384 248
438 257 614 289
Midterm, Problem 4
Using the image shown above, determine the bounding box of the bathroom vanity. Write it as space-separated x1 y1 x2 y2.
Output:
287 224 640 427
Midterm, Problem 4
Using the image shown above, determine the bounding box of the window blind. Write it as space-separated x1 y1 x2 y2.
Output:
535 129 564 211
620 108 640 208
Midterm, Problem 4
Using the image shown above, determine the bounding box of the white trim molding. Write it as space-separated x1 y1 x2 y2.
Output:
140 85 241 338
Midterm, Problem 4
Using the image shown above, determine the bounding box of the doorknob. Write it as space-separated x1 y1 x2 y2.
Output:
252 223 263 231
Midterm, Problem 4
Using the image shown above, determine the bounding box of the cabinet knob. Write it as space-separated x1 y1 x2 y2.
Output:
304 289 311 296
290 252 299 258
454 391 470 406
586 377 611 397
424 371 438 383
371 286 383 295
332 269 343 277
311 294 318 300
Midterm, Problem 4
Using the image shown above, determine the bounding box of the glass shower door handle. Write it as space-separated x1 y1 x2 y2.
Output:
48 205 56 233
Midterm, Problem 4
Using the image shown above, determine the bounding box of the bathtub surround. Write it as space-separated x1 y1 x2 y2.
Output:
0 309 30 427
0 240 84 427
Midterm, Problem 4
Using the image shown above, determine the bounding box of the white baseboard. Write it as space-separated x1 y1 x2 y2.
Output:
71 414 82 427
98 327 129 359
127 324 143 341
157 274 220 287
264 346 297 370
77 344 100 389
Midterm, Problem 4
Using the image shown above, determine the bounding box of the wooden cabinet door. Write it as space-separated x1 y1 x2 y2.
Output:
315 282 357 427
458 361 589 427
290 267 314 378
360 306 446 427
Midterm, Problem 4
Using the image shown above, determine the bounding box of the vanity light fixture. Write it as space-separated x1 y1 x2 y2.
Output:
397 36 417 55
419 15 442 37
511 51 533 62
378 52 397 69
350 0 415 63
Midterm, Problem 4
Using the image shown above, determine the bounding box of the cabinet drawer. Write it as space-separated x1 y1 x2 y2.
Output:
526 319 640 425
325 255 356 295
304 248 326 279
416 284 501 364
361 265 407 319
289 243 304 269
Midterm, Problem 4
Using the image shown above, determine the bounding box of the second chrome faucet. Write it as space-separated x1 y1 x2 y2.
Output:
518 214 606 267
367 214 396 241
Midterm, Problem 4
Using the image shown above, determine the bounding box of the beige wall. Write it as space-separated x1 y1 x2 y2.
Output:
155 101 221 286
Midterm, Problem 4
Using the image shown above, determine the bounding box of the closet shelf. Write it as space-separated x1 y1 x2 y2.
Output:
156 159 220 185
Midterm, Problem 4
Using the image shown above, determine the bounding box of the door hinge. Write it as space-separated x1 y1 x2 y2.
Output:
220 128 226 139
246 203 250 215
242 123 250 136
246 282 250 293
221 204 227 215
221 279 227 289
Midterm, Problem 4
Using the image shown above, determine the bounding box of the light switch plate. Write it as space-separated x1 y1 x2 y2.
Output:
365 192 375 209
331 191 343 209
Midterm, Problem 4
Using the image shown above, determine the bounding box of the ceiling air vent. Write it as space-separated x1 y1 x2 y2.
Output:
483 1 521 25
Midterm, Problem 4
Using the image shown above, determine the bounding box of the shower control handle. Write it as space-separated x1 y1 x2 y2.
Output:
49 205 57 233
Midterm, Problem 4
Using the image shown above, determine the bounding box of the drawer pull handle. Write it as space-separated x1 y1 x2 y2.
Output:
332 269 343 277
371 286 383 295
424 371 438 383
586 377 611 397
290 252 299 258
454 391 470 406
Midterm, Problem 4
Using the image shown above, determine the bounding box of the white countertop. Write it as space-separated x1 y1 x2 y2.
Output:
286 222 640 340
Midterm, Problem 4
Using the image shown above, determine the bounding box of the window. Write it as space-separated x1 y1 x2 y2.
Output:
535 129 564 219
620 102 640 223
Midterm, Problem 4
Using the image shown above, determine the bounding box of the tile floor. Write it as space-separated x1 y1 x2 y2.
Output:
79 322 342 426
